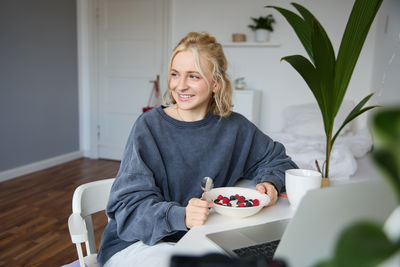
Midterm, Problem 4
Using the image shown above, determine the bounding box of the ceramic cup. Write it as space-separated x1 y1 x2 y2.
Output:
285 169 322 209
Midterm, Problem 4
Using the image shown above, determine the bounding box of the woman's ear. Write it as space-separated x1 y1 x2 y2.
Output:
212 80 218 93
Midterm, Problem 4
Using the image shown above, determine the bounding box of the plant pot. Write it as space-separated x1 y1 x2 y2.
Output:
254 29 270 42
321 177 330 188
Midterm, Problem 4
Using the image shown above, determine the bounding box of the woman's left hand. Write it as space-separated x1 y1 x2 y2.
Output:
256 182 278 207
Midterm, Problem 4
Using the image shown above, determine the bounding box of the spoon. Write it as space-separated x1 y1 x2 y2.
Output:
201 176 214 199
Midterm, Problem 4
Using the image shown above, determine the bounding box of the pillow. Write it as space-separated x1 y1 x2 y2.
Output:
282 100 355 137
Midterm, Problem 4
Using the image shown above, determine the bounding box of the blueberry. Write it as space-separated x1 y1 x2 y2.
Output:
214 199 220 203
245 202 253 207
230 195 236 200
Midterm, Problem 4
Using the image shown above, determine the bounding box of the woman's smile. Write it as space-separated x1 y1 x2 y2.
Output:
177 93 194 100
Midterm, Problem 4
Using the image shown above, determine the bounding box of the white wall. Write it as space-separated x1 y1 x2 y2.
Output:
170 0 380 133
371 0 400 107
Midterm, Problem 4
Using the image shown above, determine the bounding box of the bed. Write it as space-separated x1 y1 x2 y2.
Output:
269 101 378 182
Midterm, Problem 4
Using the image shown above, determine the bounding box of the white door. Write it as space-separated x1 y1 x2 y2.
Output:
96 0 167 160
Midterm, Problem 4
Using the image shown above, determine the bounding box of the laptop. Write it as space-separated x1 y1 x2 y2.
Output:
206 180 397 267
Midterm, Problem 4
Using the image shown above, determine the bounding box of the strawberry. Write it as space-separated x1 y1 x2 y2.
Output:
222 197 230 204
237 196 245 203
217 195 224 200
238 203 245 207
252 199 260 206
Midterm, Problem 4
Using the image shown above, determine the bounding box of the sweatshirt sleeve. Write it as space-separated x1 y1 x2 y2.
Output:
105 119 188 245
243 127 298 193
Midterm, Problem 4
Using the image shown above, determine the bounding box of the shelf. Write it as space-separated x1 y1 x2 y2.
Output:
221 42 281 48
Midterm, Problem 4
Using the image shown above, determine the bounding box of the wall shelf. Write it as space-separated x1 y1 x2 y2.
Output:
222 42 281 48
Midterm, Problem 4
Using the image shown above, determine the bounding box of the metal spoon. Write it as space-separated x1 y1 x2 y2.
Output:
201 176 214 199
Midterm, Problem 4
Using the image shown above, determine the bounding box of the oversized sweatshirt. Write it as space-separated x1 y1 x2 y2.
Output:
97 106 298 266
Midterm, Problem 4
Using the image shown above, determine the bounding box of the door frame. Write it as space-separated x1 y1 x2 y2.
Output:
76 0 172 158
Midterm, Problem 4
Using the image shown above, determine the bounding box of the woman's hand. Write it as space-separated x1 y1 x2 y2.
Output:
256 182 278 207
185 198 212 229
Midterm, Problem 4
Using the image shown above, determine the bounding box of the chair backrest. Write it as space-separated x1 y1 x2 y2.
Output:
72 178 115 217
71 178 115 256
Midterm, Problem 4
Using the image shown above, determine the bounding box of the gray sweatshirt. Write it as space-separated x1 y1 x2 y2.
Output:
97 106 297 266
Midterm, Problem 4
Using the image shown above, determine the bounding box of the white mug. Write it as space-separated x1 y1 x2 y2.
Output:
285 169 322 208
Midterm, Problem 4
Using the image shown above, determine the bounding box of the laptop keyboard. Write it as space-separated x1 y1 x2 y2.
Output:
233 240 280 259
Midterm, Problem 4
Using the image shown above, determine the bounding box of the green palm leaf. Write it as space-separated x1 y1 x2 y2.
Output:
334 0 383 111
372 108 400 203
310 19 336 135
281 55 325 114
292 3 314 26
332 93 381 145
373 150 400 203
317 222 400 267
266 5 314 63
267 0 383 178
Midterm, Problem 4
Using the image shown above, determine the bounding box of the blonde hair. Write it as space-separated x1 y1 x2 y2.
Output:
164 32 233 117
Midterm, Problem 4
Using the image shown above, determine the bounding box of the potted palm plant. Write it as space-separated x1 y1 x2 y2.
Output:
315 108 400 267
248 14 276 42
266 0 382 185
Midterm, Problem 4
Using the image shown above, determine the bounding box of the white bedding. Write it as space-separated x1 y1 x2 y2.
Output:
270 101 373 180
270 129 372 180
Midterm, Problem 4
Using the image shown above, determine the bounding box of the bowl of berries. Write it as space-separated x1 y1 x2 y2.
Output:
205 187 270 218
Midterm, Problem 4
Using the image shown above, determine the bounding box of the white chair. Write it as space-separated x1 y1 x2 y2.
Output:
68 178 115 267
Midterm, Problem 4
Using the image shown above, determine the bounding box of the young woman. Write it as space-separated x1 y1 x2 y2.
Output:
98 32 297 267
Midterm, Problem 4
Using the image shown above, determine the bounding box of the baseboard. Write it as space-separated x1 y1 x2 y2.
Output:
82 149 99 159
0 151 84 183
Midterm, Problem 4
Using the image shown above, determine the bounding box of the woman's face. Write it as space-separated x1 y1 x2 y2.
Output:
169 50 214 114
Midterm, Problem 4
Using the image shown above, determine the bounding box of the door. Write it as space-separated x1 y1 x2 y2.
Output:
97 0 167 160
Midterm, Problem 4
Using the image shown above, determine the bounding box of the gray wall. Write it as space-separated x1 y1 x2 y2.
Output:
0 0 79 171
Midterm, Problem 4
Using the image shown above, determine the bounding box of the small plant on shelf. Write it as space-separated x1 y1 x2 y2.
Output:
248 14 276 32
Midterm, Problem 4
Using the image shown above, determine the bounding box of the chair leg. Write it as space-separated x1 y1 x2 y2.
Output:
75 243 86 267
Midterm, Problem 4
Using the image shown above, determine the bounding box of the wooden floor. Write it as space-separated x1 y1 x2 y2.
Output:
0 158 121 267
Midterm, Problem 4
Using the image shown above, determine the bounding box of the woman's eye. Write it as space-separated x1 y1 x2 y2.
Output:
170 72 178 77
190 75 200 80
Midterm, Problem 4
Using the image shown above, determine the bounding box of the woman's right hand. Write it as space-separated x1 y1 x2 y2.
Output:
185 198 212 229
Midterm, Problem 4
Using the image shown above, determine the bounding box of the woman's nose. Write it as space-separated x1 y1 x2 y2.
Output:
176 76 188 91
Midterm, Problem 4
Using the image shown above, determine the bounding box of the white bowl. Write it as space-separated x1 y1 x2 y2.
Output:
205 187 270 218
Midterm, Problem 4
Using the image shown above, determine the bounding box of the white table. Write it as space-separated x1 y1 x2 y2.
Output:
173 197 295 256
172 155 380 257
